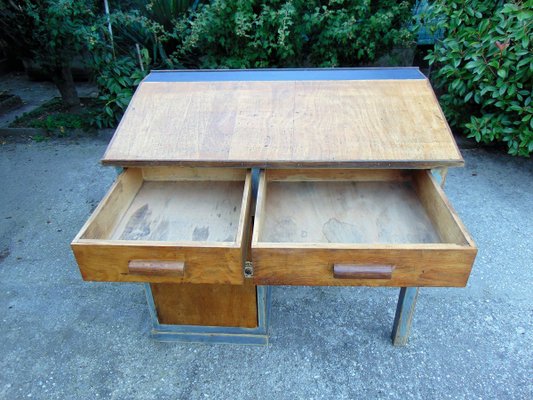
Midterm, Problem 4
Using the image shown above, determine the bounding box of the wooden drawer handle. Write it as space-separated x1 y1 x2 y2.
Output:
333 264 394 279
128 260 185 277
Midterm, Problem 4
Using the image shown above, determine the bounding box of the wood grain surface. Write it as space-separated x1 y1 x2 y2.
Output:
111 181 243 242
251 169 477 287
102 78 463 168
150 281 258 327
333 264 394 279
252 246 476 287
258 180 441 244
128 260 185 277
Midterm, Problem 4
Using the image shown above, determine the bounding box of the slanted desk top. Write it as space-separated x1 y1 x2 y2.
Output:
102 68 463 168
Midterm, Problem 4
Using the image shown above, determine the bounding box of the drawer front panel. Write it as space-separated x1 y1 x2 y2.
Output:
252 247 476 287
72 243 244 284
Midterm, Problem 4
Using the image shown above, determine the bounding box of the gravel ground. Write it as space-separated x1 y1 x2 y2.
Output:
0 137 531 399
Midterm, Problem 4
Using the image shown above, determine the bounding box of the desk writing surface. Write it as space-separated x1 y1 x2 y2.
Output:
102 68 463 168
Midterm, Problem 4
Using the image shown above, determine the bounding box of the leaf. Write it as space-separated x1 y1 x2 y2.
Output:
502 4 519 13
517 58 530 68
480 86 495 96
499 84 508 96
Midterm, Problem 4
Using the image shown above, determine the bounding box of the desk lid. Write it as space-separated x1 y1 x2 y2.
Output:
102 68 463 168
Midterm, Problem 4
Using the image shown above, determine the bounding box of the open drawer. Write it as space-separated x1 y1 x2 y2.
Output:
71 167 252 284
251 169 477 287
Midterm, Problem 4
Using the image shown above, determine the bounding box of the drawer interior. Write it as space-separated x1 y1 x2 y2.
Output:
79 167 250 245
253 169 471 246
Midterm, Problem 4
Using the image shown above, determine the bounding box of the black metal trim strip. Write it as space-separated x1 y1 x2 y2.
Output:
143 68 425 82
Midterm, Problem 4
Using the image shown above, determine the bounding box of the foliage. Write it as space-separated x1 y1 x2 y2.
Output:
10 97 99 135
174 0 417 68
89 54 148 129
303 0 416 67
424 0 532 156
86 0 206 127
85 11 169 128
146 0 200 29
0 0 94 67
31 113 89 132
0 0 97 109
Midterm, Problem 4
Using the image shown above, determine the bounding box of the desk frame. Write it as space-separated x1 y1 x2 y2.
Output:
141 168 447 346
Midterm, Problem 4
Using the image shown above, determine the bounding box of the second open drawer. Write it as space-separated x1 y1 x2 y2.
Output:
251 169 477 287
71 167 252 284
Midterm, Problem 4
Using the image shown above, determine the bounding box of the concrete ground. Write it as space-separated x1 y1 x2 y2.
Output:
0 137 531 399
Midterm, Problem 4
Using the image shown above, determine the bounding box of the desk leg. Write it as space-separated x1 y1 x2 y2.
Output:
144 282 271 345
391 287 419 346
390 169 445 345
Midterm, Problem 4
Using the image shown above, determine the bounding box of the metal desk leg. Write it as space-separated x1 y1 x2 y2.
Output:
391 287 419 346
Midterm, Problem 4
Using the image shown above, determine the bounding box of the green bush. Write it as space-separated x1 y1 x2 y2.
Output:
174 0 417 68
86 11 169 128
425 0 532 156
88 52 148 129
85 2 202 127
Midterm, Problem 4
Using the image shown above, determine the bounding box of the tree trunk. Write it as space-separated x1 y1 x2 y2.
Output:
52 66 81 112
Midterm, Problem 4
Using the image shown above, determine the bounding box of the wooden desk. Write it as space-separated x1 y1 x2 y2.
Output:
72 68 477 345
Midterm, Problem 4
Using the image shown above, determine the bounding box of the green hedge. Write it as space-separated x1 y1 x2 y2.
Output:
425 0 532 156
174 0 416 68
